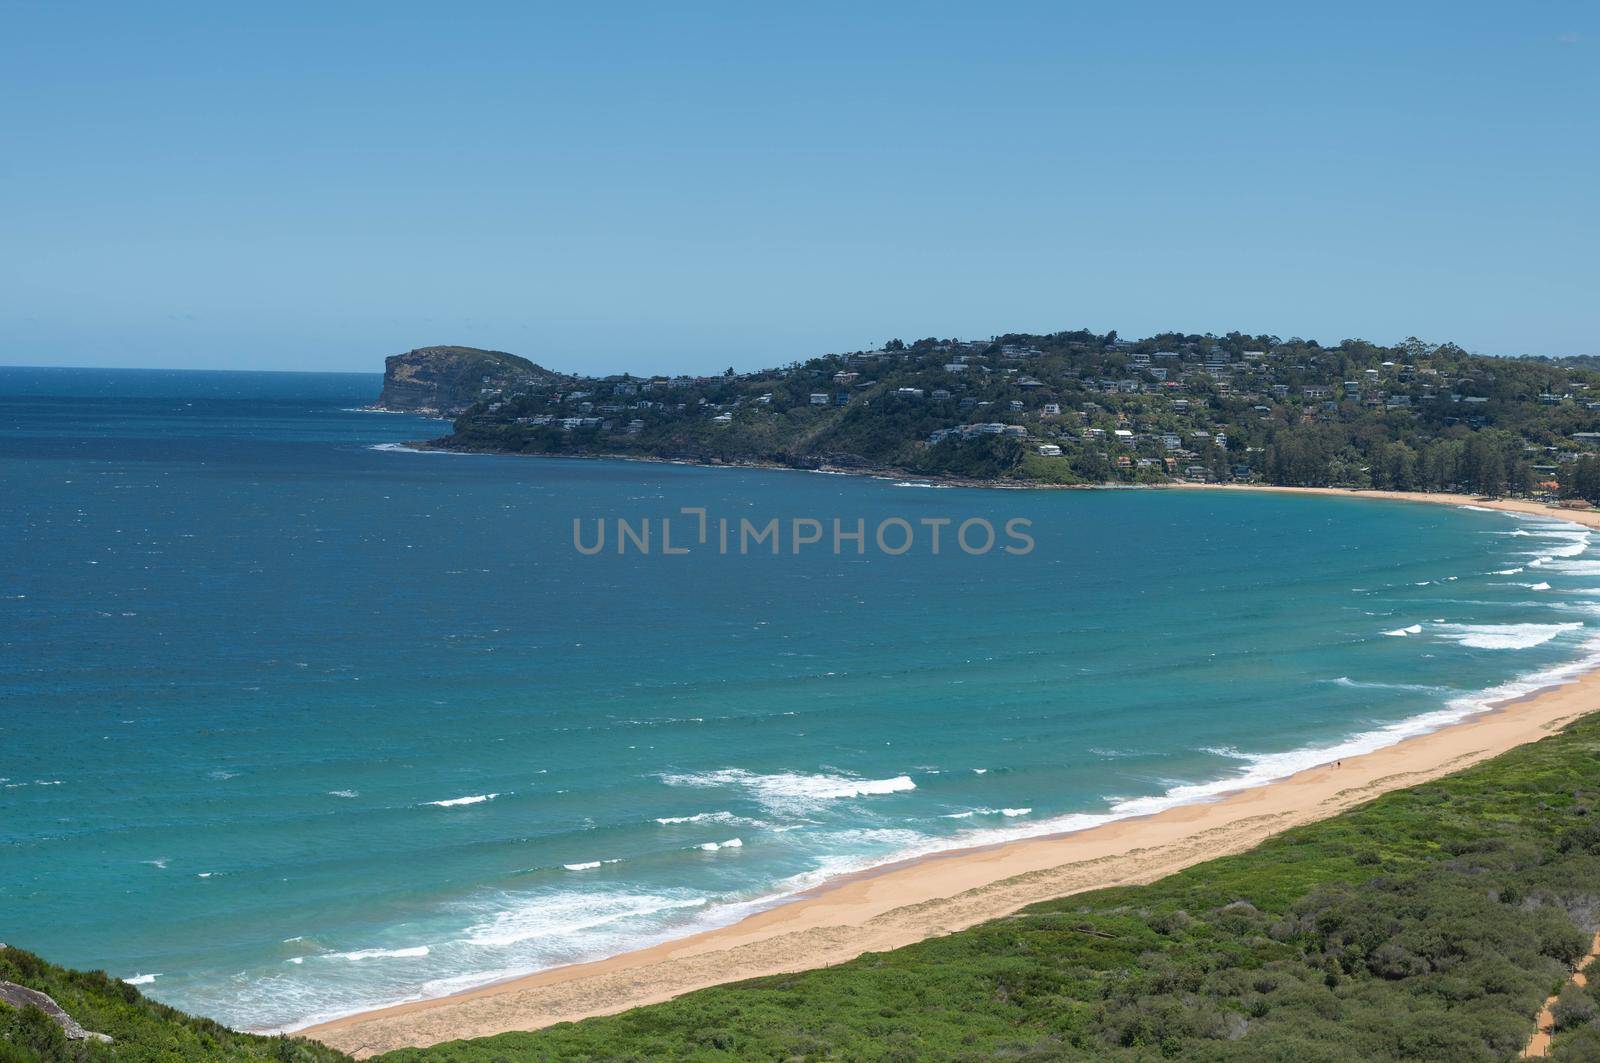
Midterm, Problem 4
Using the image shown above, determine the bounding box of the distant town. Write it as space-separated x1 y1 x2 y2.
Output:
377 331 1600 499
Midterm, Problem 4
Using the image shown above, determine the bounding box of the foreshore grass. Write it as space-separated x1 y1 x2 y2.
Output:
10 714 1600 1061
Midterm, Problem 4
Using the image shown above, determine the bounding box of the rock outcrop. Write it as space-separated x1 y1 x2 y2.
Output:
0 980 114 1043
376 346 564 416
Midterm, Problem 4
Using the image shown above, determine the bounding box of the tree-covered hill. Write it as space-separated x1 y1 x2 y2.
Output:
428 330 1600 499
378 346 569 416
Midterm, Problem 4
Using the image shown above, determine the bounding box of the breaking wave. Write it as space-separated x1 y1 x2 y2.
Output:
658 769 916 813
1432 622 1583 650
425 793 498 808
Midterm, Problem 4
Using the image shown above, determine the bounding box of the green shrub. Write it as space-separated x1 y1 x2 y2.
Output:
0 947 349 1062
1553 984 1598 1031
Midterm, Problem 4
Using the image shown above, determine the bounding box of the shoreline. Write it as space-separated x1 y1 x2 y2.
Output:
391 436 1078 489
303 487 1600 1057
387 437 1600 504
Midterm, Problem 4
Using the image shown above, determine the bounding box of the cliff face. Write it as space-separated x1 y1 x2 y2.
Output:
377 346 561 415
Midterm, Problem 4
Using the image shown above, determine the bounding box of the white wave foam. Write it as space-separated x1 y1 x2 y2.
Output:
1526 582 1553 591
696 838 743 851
1522 521 1589 537
426 793 498 807
1521 535 1591 561
1545 560 1600 575
1493 568 1524 575
460 890 708 948
367 443 467 454
1329 676 1458 695
123 973 160 985
1383 624 1423 637
659 769 914 812
1000 808 1032 817
412 967 531 999
328 790 358 799
653 810 759 827
563 861 601 871
325 945 430 961
1433 622 1582 650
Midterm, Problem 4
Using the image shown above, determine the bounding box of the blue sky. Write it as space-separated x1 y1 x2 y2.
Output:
2 2 1594 374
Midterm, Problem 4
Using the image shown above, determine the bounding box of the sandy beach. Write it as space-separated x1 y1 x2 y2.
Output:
305 487 1600 1057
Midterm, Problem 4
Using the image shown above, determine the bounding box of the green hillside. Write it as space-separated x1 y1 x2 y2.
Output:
0 946 346 1062
437 330 1600 500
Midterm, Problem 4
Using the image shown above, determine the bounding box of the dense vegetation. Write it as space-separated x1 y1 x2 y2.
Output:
0 946 345 1062
378 345 569 416
376 714 1600 1062
432 330 1600 500
12 719 1600 1060
1549 954 1600 1058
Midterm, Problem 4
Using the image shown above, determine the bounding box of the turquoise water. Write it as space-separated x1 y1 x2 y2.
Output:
5 367 1600 1029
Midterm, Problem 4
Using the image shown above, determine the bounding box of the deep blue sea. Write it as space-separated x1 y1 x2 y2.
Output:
6 366 1600 1030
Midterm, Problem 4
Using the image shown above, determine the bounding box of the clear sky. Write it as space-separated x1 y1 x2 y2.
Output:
2 2 1595 375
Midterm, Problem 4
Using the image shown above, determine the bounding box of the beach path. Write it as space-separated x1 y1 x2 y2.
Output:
1523 931 1600 1057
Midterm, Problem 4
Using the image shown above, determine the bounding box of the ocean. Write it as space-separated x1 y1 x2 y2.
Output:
4 366 1600 1030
